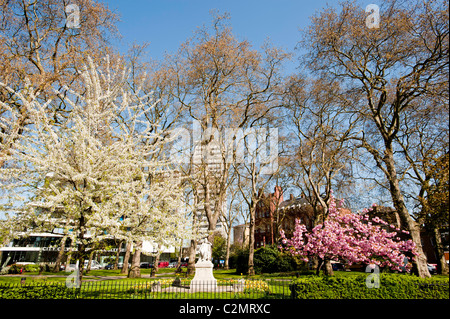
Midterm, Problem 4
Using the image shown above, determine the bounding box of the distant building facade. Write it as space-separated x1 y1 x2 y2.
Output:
233 223 250 249
254 186 315 248
0 233 175 267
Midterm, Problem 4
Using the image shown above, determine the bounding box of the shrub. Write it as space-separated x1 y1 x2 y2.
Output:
8 264 25 274
289 273 449 299
254 245 299 274
25 264 40 272
253 246 278 274
231 248 249 275
0 284 79 299
7 263 42 274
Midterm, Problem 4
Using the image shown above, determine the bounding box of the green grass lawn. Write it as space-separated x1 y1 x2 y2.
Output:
0 267 253 284
1 268 447 285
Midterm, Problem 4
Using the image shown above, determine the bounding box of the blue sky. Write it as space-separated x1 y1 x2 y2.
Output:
106 0 343 71
101 0 389 212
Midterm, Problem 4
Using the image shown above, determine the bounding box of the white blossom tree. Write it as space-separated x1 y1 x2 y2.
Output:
0 57 192 283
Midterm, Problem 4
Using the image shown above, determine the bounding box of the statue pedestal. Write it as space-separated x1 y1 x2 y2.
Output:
190 260 217 292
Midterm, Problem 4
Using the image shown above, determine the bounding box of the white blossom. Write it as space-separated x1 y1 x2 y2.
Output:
0 56 192 256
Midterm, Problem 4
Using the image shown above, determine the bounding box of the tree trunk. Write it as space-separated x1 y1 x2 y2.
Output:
85 250 94 274
224 229 231 270
121 241 132 274
315 258 333 276
204 172 218 246
76 213 87 284
128 242 141 278
113 241 123 271
247 204 256 276
187 239 197 276
153 252 161 277
187 191 199 276
433 227 449 275
383 147 431 278
65 247 73 270
176 244 182 272
311 256 319 272
76 256 85 284
207 219 217 246
53 234 67 272
316 258 323 276
323 258 333 276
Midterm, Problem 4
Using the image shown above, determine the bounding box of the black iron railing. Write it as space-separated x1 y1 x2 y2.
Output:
0 279 294 299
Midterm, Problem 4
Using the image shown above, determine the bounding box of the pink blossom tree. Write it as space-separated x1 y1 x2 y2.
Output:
280 195 417 276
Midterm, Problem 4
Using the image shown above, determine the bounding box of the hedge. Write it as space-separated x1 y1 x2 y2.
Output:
289 273 449 299
0 284 79 299
7 263 50 274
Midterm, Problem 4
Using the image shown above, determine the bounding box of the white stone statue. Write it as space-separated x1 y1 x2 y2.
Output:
198 238 212 262
191 238 217 291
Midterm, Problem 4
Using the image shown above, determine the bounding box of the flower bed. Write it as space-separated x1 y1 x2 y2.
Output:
128 278 271 295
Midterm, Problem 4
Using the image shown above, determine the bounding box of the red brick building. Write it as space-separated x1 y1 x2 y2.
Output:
255 186 315 248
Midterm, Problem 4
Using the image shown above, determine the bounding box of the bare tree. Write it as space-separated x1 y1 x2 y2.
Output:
300 0 448 277
158 11 289 257
234 126 281 276
283 76 358 275
285 76 358 225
